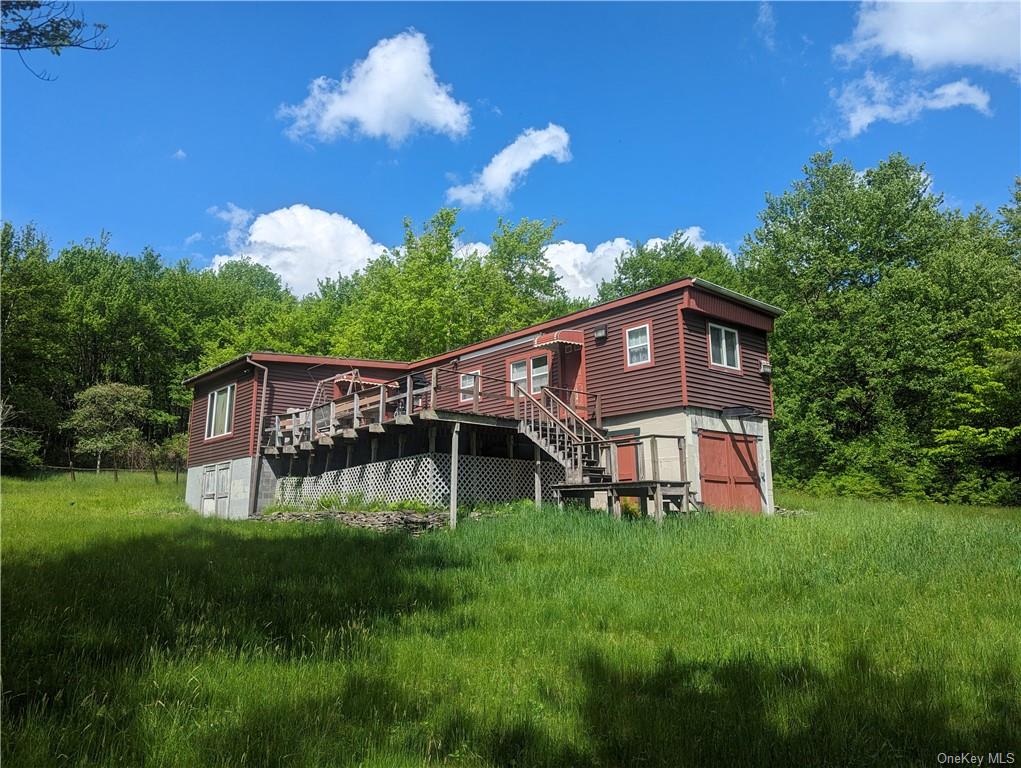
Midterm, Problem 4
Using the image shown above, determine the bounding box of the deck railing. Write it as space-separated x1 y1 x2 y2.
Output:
262 366 600 450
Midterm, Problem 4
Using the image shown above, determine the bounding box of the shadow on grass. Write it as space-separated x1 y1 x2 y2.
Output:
442 648 1020 767
2 523 468 729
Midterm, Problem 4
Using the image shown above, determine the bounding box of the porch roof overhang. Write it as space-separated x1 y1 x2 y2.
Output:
534 329 585 348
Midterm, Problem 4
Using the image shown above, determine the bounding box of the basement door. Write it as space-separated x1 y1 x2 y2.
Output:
698 431 762 513
201 462 231 517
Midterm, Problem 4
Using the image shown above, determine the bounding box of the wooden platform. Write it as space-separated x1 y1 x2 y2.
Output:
554 479 693 522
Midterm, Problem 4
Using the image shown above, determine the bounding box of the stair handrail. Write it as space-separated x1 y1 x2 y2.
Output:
541 387 606 444
511 383 582 443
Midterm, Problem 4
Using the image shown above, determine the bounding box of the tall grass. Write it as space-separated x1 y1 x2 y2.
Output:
3 475 1019 766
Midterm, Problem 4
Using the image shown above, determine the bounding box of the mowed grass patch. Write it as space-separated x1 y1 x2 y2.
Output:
2 474 1019 767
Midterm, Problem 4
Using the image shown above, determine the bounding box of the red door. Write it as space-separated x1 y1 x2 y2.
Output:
698 431 762 513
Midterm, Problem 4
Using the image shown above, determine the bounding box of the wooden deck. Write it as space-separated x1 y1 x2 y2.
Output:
261 365 694 525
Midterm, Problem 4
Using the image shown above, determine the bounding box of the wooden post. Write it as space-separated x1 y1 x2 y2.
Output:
430 367 438 409
405 375 413 416
534 444 542 508
353 392 361 427
650 436 660 481
345 444 352 469
378 384 385 424
449 422 460 529
370 437 378 463
429 426 437 454
398 433 407 458
610 489 621 520
594 394 602 428
472 375 480 414
470 428 477 456
654 483 665 525
324 449 331 473
506 434 514 459
677 437 687 481
68 446 76 482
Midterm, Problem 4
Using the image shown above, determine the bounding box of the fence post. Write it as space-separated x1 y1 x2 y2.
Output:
449 422 460 529
534 444 542 508
650 436 660 481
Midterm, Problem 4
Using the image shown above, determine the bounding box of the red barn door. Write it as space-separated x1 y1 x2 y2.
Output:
698 431 762 513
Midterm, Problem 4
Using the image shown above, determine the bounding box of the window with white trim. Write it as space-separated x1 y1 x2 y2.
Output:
709 323 741 370
625 324 651 367
205 383 236 439
509 359 528 397
530 354 549 393
459 371 481 403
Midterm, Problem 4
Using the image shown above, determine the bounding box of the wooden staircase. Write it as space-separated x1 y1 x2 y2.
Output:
514 386 615 484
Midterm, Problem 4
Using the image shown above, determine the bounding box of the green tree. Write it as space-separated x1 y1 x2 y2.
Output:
64 383 151 480
597 233 741 301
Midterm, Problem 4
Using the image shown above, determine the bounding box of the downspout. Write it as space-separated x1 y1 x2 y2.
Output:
248 356 270 517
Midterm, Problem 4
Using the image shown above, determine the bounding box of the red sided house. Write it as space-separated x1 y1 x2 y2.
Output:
184 278 783 520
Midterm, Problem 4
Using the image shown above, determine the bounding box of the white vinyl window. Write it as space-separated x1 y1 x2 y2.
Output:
625 324 651 367
459 370 481 403
205 383 236 438
509 359 528 397
709 323 741 370
530 355 549 394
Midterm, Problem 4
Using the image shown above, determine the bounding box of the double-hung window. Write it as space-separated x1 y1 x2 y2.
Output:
530 355 549 393
459 370 481 403
205 383 236 439
709 323 741 370
508 355 550 396
509 360 528 397
625 324 652 367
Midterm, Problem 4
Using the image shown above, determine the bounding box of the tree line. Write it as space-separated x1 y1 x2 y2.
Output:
2 152 1019 504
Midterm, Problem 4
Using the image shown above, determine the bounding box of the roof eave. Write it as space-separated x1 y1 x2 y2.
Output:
690 278 785 317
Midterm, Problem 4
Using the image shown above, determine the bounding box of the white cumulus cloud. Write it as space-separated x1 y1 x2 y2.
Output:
279 30 470 145
831 71 991 139
172 148 187 160
210 204 388 296
543 227 728 299
835 1 1020 75
447 123 571 208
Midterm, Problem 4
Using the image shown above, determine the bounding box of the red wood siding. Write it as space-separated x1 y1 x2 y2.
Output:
261 362 404 416
425 338 562 418
188 369 256 467
682 311 774 416
581 294 684 418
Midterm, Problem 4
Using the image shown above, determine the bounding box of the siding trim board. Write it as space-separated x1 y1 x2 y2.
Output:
677 306 689 406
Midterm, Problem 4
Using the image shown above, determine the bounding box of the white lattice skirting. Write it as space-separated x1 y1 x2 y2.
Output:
274 452 565 508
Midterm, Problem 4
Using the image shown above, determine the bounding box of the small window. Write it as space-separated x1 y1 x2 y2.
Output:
205 383 236 438
509 359 528 397
625 324 651 367
709 323 741 370
530 355 549 393
459 371 481 403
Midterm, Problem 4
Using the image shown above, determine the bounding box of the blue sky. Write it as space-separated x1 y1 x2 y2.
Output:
3 1 1019 297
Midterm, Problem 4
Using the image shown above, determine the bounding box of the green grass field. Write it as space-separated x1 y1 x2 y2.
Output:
3 474 1019 767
